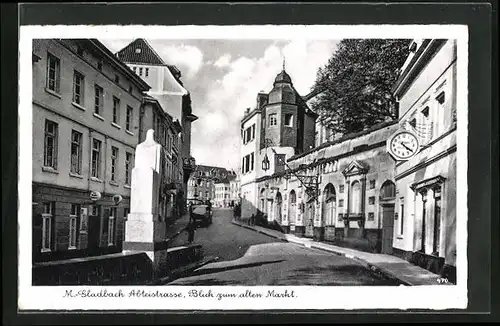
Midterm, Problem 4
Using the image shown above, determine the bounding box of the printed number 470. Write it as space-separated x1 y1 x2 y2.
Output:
437 278 449 284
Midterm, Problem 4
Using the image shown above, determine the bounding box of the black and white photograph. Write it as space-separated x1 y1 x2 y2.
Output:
18 23 469 310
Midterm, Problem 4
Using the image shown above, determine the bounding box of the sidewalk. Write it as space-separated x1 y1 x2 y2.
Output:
164 213 191 242
232 219 449 286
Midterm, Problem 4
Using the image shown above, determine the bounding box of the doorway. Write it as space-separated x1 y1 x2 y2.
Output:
381 204 395 254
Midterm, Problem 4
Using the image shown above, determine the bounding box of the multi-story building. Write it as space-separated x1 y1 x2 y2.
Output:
187 165 233 205
240 67 318 219
391 39 457 282
139 95 183 224
214 175 236 208
229 174 241 207
31 39 150 262
116 39 198 217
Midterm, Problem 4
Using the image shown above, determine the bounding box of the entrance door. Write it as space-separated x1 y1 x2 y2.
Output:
381 204 395 254
87 214 101 252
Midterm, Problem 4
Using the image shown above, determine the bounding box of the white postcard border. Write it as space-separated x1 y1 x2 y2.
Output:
18 24 469 311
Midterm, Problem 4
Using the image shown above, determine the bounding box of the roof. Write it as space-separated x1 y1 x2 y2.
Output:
274 69 292 85
116 38 166 66
79 39 151 91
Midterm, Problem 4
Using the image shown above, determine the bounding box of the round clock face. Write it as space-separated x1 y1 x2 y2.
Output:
389 131 419 160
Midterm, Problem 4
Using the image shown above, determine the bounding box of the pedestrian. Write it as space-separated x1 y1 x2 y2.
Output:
187 219 196 244
250 213 255 226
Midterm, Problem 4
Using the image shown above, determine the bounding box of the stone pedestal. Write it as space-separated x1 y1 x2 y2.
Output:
122 130 169 279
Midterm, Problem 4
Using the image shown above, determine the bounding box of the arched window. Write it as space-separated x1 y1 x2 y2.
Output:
380 180 396 200
350 181 362 214
322 184 336 225
260 188 267 213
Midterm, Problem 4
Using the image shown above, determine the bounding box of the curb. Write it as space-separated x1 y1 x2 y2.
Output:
232 221 288 242
151 256 220 285
231 220 413 286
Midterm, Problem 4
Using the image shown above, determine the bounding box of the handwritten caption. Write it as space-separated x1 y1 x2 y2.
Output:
64 289 297 301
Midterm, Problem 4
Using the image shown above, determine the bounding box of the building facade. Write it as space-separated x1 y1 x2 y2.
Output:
116 39 198 217
240 67 318 220
31 39 150 262
187 165 234 205
391 39 457 282
229 175 241 207
139 95 184 224
214 175 236 208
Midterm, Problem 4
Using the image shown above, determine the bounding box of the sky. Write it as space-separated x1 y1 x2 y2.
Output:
100 38 340 172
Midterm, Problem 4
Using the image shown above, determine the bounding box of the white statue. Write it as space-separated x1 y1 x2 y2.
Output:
135 129 161 174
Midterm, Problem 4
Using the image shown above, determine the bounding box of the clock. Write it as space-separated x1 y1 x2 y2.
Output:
388 130 420 161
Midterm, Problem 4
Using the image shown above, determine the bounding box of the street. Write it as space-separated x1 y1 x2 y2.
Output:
168 208 400 286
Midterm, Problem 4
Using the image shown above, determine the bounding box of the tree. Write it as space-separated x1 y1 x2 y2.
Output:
311 39 410 135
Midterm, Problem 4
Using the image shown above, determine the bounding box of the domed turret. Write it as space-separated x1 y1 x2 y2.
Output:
273 70 292 86
269 69 296 104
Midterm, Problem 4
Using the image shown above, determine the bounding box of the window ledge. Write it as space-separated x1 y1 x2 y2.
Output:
90 177 103 183
111 122 122 130
125 130 134 136
68 246 77 250
93 113 105 121
69 172 83 179
45 88 61 99
71 102 86 111
42 166 59 174
109 180 119 187
397 236 404 240
79 230 88 234
124 184 131 189
41 248 52 253
108 243 114 247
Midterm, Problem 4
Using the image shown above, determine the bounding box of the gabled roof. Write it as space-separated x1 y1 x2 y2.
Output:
116 38 166 66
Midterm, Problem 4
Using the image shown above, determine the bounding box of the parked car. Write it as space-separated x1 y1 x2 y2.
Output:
187 198 213 226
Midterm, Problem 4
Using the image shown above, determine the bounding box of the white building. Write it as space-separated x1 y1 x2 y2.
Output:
240 67 318 220
116 39 198 216
391 39 458 282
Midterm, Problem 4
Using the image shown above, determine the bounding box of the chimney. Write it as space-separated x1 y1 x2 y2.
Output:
256 92 268 110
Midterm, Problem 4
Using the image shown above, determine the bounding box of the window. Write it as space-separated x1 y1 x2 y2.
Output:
46 52 60 93
133 67 137 74
369 180 376 189
112 97 120 124
125 152 132 185
70 130 82 174
111 146 119 182
368 196 375 205
108 207 117 246
44 120 58 169
368 212 375 221
41 202 54 252
433 187 442 254
69 204 80 249
114 75 120 83
380 181 396 200
339 199 344 207
72 71 84 105
97 59 103 71
339 185 344 193
139 67 143 76
94 84 103 115
409 118 417 128
275 154 286 173
284 114 293 127
350 181 362 214
269 113 277 126
126 106 133 131
145 68 149 77
91 205 101 217
91 139 102 178
435 91 446 137
399 198 405 235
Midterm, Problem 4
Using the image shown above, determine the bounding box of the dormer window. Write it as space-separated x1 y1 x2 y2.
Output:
409 41 417 53
76 46 84 56
135 48 142 54
422 106 429 118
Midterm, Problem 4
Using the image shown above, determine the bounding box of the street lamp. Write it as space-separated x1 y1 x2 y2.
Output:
262 153 270 171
